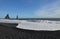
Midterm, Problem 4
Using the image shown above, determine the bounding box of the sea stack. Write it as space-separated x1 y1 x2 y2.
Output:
5 14 10 19
16 15 18 19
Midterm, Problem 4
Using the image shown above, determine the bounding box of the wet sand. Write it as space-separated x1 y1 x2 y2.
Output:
0 23 60 39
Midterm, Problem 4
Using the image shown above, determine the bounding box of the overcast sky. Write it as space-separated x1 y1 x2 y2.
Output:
0 0 60 18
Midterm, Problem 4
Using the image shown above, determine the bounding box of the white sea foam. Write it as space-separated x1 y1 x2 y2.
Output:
0 19 21 23
0 19 60 31
16 20 60 31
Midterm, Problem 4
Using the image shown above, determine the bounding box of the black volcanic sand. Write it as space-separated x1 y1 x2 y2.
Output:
0 23 60 39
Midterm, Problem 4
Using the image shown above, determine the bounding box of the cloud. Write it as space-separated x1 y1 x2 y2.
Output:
34 0 60 18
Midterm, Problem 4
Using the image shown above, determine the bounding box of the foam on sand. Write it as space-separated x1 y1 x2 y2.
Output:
0 19 60 31
16 20 60 31
0 19 21 23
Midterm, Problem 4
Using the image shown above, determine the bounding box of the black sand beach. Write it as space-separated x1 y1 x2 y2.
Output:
0 23 60 39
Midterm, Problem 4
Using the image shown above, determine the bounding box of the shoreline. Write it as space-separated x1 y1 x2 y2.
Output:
0 23 18 28
0 23 60 31
0 23 60 39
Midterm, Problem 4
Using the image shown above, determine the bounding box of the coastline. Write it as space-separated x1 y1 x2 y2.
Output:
0 23 60 39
